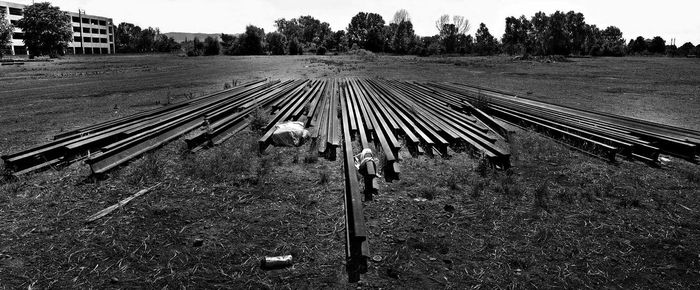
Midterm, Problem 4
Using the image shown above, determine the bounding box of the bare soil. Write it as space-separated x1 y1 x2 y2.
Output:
1 54 699 289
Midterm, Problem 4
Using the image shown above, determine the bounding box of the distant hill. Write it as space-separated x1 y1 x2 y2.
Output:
164 32 223 43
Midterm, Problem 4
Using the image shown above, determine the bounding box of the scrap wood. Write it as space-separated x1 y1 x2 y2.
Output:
85 183 162 223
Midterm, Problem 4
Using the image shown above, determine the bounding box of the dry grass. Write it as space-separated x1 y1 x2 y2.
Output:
1 55 699 288
360 130 700 288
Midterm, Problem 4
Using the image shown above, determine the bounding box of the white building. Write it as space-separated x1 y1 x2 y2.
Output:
0 1 115 55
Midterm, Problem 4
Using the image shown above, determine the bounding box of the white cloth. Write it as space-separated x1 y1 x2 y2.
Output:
271 121 310 147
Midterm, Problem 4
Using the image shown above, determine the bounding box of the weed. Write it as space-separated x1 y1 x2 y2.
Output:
684 169 700 184
446 176 461 191
533 182 550 211
1 179 23 198
475 154 492 177
446 164 472 191
592 179 614 197
319 171 329 185
579 188 594 202
180 134 257 184
256 155 271 181
377 147 387 176
472 93 489 111
495 174 523 197
176 141 191 160
419 185 438 200
247 107 270 135
304 154 318 164
223 82 232 90
470 179 487 199
123 152 162 185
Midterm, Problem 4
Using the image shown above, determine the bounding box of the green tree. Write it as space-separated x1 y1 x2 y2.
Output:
347 12 386 52
390 20 416 54
203 36 220 56
677 42 695 57
628 36 647 55
238 25 265 55
116 22 142 52
475 23 498 55
137 27 157 52
435 14 470 53
275 16 332 48
600 26 625 56
583 24 602 55
153 34 180 52
266 32 287 55
547 11 569 55
648 36 666 54
220 33 238 55
0 10 13 58
502 15 530 55
288 38 301 55
529 11 550 55
565 11 587 55
456 34 474 54
16 2 73 57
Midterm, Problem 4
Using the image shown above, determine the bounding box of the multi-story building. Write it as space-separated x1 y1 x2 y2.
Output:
0 1 115 56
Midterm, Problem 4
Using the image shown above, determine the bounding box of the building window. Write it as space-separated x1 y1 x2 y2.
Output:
109 35 113 42
100 38 107 43
91 19 98 25
12 32 24 40
100 29 106 35
73 27 81 32
108 26 113 33
0 6 6 11
10 20 18 25
83 37 91 43
99 20 106 26
83 27 90 33
74 36 81 42
82 18 90 24
9 7 22 16
91 28 98 34
92 37 100 43
72 16 80 23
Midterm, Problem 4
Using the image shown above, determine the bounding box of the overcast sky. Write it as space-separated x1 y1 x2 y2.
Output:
17 0 700 45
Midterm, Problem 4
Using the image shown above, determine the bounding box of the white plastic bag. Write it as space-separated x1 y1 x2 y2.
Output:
271 121 310 147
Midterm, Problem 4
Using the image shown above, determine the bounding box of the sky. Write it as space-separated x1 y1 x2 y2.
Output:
14 0 700 45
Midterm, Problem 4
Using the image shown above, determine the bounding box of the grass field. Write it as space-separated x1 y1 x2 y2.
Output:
1 54 699 288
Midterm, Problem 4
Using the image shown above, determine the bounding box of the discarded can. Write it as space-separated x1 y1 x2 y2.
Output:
261 255 293 270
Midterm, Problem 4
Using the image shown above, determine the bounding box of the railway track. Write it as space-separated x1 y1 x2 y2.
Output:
3 78 698 282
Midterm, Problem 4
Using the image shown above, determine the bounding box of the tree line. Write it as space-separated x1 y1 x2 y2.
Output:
2 3 700 58
168 9 699 58
114 23 180 53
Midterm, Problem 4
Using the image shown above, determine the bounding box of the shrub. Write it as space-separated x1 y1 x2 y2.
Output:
247 107 269 135
316 46 327 55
